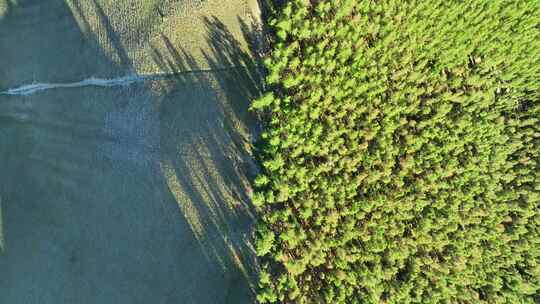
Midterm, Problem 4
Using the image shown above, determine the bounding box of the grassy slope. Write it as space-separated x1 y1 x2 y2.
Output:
0 0 263 303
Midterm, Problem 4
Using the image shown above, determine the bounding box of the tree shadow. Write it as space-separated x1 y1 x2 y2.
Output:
67 0 133 71
0 1 262 303
149 13 266 302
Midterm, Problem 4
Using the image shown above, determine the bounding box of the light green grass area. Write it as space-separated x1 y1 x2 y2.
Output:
63 0 262 74
252 1 540 303
0 0 262 89
0 0 263 303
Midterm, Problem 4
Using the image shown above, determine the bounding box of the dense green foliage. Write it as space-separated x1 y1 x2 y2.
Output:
251 0 540 303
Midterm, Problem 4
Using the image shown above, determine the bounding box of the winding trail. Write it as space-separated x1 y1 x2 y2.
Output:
0 66 247 96
0 75 167 96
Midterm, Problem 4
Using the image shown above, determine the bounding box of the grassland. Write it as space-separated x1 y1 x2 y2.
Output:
252 1 540 303
0 0 263 303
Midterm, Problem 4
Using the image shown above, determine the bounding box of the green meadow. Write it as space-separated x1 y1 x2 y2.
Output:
0 0 262 303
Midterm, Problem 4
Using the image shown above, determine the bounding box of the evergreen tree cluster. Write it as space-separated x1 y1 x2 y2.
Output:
251 1 540 303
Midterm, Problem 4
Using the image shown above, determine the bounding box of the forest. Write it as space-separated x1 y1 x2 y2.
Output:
251 1 540 303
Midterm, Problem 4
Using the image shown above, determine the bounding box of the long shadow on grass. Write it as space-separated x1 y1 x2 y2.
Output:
149 14 265 302
0 1 262 303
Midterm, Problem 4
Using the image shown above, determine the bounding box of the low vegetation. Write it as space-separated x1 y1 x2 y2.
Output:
250 1 540 303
